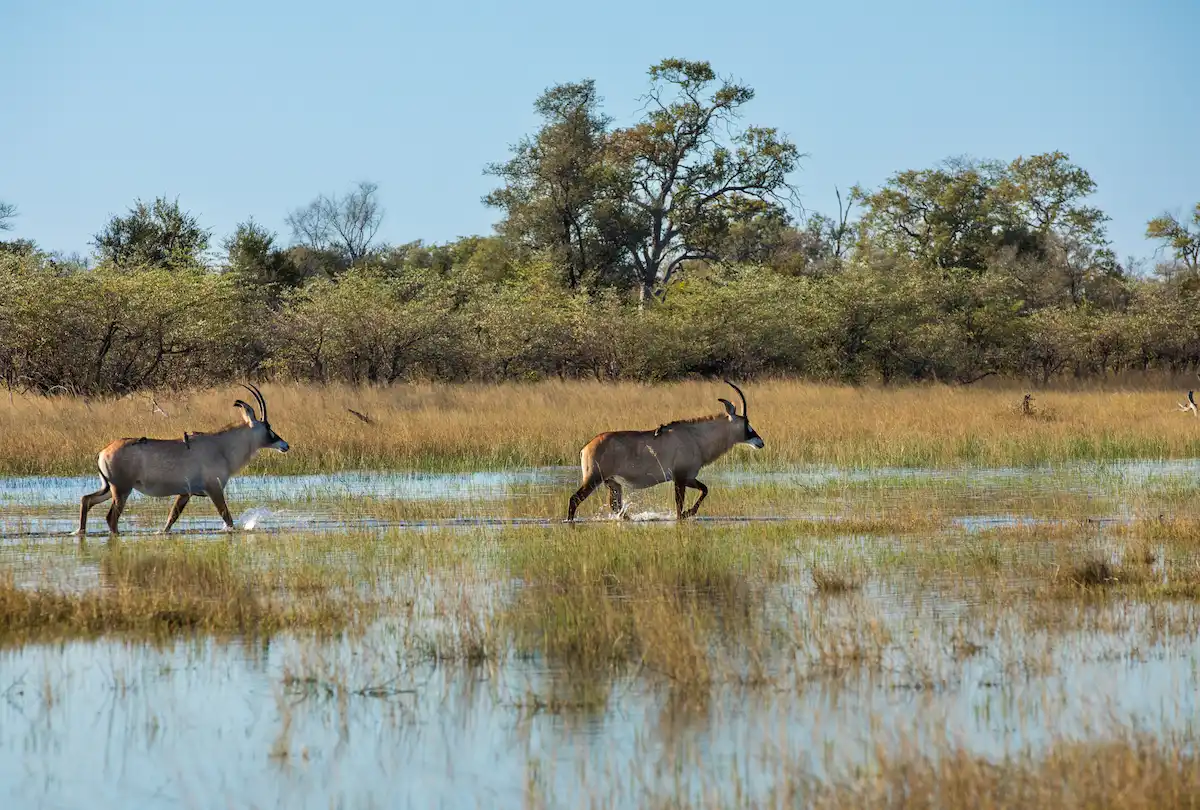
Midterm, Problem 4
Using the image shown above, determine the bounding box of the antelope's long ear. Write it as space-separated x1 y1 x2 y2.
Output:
233 399 257 426
718 398 737 418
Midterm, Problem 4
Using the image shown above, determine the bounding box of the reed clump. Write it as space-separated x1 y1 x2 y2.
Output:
803 732 1200 810
0 542 363 645
811 563 864 593
3 379 1199 476
497 523 787 688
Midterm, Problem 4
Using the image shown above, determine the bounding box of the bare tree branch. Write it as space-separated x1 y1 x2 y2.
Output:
0 201 15 232
286 181 384 265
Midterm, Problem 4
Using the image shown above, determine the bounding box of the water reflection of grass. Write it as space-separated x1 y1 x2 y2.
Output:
4 380 1200 476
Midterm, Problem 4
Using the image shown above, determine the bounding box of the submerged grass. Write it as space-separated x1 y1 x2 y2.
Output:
2 379 1199 476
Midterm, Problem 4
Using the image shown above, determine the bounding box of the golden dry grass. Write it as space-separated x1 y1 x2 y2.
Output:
2 378 1198 475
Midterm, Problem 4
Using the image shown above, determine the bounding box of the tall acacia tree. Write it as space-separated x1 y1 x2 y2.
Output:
611 59 802 302
851 157 1007 272
484 59 802 301
854 151 1113 303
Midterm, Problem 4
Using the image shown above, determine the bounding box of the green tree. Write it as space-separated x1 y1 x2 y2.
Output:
998 151 1112 305
609 58 802 302
223 219 306 299
484 80 633 289
998 151 1106 240
91 196 211 270
855 151 1113 305
852 157 1005 272
1146 203 1200 275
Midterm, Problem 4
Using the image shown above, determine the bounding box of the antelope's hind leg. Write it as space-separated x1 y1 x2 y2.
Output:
76 482 112 536
162 494 192 534
104 485 131 534
567 473 602 522
605 480 629 520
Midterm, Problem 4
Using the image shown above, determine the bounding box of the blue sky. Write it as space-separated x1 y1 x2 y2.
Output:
2 0 1197 265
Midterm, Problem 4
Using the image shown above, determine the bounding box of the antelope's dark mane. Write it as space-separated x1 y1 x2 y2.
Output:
653 413 728 432
200 421 251 436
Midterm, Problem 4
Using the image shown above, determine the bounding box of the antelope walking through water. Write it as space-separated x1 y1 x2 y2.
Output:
566 380 764 522
75 384 289 536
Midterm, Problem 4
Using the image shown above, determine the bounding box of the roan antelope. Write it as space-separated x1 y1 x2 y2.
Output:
566 380 764 522
75 384 289 536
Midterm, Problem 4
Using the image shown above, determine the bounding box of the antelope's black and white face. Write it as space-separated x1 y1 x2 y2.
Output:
718 392 764 449
234 384 290 454
742 419 764 449
261 421 290 453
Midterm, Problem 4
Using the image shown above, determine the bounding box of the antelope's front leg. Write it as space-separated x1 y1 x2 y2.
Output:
162 494 192 533
682 479 709 518
673 480 688 520
206 483 236 531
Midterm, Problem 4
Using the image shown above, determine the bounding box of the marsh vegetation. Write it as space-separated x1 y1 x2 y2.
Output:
3 393 1200 807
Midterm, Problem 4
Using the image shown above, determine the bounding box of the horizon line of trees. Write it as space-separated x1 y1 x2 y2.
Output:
3 57 1200 396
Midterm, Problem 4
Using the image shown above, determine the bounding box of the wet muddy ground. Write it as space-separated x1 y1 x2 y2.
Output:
2 461 1200 808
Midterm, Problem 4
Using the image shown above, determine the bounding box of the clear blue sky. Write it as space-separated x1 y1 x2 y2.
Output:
3 0 1197 265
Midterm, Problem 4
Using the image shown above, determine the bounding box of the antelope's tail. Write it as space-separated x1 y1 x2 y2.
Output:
97 454 113 487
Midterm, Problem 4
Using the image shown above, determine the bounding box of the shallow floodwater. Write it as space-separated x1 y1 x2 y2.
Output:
2 458 1197 540
2 461 1200 808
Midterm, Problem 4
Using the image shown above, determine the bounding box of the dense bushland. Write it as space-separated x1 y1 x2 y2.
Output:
4 246 1199 395
3 57 1198 395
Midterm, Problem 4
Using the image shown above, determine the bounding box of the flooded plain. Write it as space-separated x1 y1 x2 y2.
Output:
3 460 1200 808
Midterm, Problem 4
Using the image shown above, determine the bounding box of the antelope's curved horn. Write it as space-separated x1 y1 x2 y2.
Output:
233 398 257 420
723 379 748 419
241 383 267 423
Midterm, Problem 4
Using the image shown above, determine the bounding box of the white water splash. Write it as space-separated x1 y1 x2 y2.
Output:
625 510 676 522
238 507 273 531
